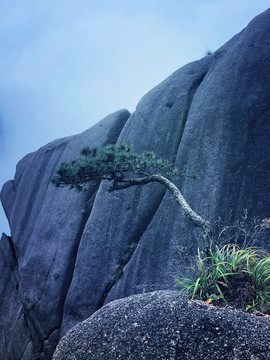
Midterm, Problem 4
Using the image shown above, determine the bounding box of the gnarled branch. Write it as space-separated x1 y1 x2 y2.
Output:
109 174 211 240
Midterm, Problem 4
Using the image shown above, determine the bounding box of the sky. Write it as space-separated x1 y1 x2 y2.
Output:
0 1 269 235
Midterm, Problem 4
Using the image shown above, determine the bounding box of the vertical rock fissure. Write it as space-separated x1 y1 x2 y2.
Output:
175 72 207 154
6 235 18 266
49 115 131 344
13 140 72 246
19 338 32 360
56 184 100 333
36 327 60 360
96 188 167 311
1 235 34 360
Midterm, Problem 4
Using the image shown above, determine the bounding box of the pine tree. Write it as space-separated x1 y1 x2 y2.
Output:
52 142 211 242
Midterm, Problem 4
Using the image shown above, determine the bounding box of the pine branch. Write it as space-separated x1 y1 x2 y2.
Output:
109 174 211 237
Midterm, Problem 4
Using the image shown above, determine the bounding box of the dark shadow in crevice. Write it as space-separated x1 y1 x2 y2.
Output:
96 187 166 310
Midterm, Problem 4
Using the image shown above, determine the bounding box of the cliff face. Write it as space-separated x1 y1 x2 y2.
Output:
1 9 270 360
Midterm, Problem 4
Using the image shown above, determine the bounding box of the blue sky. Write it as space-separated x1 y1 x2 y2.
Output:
0 1 269 234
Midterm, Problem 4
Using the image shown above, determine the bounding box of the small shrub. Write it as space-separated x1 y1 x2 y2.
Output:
177 244 270 313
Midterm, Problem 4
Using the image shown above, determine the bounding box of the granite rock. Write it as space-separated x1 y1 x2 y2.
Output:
1 9 270 360
53 290 270 360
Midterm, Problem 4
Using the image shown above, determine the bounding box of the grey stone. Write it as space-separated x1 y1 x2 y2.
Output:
61 9 270 331
58 54 213 337
0 109 130 359
0 233 32 360
1 8 270 360
52 290 270 360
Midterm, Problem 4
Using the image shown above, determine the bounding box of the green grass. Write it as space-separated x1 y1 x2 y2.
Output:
177 244 270 312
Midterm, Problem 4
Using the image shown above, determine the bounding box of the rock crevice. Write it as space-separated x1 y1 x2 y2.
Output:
96 187 166 310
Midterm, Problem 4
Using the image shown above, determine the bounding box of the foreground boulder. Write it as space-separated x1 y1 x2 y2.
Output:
1 8 270 360
53 290 270 360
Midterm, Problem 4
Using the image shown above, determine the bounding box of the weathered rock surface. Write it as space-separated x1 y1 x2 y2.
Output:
0 233 33 360
53 290 270 360
1 8 270 360
0 109 130 360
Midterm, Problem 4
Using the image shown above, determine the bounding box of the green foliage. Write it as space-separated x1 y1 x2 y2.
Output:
177 244 270 312
52 142 179 190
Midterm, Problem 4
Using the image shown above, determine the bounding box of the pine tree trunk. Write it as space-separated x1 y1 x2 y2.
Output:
109 174 212 246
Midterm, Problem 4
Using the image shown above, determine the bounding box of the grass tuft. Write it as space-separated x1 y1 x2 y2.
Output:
177 244 270 312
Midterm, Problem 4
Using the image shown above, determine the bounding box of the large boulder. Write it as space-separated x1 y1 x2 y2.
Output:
0 109 130 360
52 290 270 360
1 8 270 360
